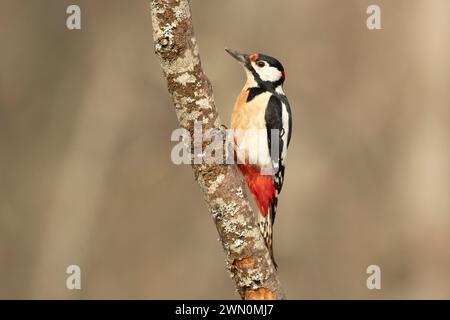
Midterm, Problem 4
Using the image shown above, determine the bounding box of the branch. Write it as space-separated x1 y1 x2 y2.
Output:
150 0 285 300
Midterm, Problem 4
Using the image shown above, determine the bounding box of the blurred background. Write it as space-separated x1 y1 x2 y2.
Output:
0 0 449 299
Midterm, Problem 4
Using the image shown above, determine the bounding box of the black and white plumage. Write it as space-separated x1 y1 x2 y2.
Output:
227 48 292 268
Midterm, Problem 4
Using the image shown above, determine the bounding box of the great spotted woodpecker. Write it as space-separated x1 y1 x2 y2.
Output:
226 48 292 268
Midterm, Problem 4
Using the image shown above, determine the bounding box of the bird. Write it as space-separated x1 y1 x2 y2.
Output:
226 48 292 268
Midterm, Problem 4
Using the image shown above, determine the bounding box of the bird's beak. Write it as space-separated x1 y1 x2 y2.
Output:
225 48 249 64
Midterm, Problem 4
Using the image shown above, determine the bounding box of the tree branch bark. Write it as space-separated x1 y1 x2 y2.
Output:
150 0 285 300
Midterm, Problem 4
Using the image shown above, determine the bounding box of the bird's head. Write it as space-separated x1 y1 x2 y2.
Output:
225 48 286 91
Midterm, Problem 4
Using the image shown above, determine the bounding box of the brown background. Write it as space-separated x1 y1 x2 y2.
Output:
0 0 449 299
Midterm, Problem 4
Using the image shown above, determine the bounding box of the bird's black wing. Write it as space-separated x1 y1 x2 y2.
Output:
264 94 290 224
280 94 292 148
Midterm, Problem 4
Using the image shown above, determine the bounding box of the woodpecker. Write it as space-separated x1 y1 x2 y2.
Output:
226 48 292 268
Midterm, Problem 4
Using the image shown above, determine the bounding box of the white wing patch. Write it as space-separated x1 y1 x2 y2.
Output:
281 102 289 161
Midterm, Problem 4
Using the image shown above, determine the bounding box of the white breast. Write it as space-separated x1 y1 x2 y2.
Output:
232 92 273 169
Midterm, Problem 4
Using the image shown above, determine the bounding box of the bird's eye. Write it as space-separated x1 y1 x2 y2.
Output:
256 61 266 68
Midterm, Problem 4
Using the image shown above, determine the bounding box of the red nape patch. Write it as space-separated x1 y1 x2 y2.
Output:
281 70 286 80
238 164 276 215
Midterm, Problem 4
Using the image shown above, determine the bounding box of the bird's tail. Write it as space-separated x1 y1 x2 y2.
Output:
258 208 277 269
